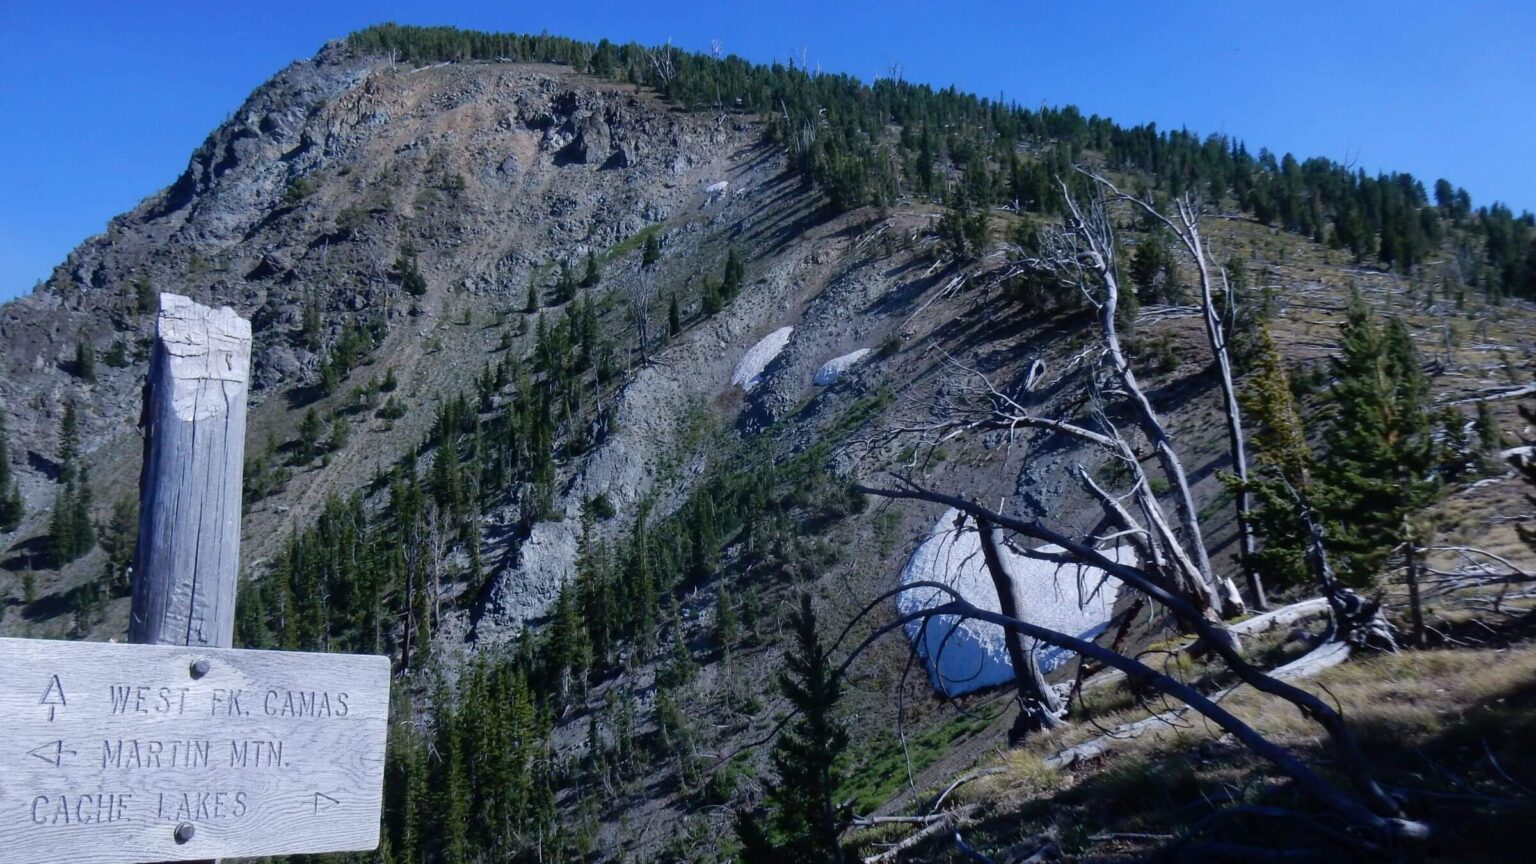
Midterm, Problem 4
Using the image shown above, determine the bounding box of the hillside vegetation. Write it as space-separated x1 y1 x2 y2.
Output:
1 23 1535 864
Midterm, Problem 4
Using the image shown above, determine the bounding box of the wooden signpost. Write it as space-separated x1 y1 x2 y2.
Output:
0 638 389 863
0 295 390 863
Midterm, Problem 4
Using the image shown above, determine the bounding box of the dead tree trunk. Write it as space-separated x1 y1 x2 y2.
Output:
1056 187 1229 618
1404 538 1427 649
974 512 1063 739
854 481 1420 842
1087 172 1262 611
130 293 251 648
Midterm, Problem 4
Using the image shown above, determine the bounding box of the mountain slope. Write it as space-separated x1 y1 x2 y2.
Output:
3 25 1535 864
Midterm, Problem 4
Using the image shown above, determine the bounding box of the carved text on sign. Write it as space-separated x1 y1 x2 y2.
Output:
0 638 388 864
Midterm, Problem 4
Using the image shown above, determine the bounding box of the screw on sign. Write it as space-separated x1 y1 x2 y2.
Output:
0 297 389 864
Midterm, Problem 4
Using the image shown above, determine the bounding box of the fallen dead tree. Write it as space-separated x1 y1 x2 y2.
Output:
834 573 1432 856
847 479 1431 848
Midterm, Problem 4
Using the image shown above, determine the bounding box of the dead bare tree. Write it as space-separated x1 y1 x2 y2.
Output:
625 267 658 363
647 39 677 92
1000 182 1239 621
1083 169 1265 610
973 511 1064 737
845 482 1431 854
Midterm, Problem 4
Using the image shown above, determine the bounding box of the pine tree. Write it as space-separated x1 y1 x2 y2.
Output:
701 278 722 316
74 339 96 383
1475 400 1502 472
548 584 591 705
99 497 136 595
0 405 22 532
582 250 601 288
134 277 156 314
555 260 578 304
734 594 848 864
298 409 323 463
1315 291 1437 585
642 231 661 267
49 403 94 566
72 467 96 560
723 248 745 301
1130 233 1184 304
714 580 740 654
668 292 682 337
657 598 696 689
393 247 428 296
58 402 80 485
433 681 471 864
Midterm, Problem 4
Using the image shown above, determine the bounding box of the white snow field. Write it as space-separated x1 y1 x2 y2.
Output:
730 326 794 391
897 508 1130 696
812 348 872 386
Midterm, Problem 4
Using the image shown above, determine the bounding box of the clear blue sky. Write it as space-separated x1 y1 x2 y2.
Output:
2 1 1533 302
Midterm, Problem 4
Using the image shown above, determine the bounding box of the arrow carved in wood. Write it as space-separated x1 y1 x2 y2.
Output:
313 791 340 814
28 740 76 767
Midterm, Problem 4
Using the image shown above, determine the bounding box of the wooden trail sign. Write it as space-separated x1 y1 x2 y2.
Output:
0 637 390 863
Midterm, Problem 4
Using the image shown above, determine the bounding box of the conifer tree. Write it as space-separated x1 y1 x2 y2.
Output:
49 403 94 566
525 279 539 313
74 339 96 383
734 594 848 864
134 277 156 314
582 250 601 288
714 580 740 655
555 260 579 304
1316 291 1437 585
657 598 696 689
99 497 136 595
393 247 428 296
58 401 80 484
0 406 22 532
701 278 722 316
668 292 682 337
1475 400 1502 472
298 409 323 463
1130 233 1184 304
1233 325 1315 587
642 231 661 267
432 680 471 864
723 248 745 301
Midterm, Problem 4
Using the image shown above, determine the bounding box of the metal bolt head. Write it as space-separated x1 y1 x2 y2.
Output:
174 822 195 844
190 659 210 679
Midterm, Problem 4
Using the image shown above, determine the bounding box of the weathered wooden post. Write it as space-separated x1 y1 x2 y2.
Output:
129 294 251 649
132 293 250 864
0 294 388 864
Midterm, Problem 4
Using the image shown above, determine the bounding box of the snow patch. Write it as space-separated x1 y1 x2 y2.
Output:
897 508 1130 696
731 326 794 392
812 348 871 386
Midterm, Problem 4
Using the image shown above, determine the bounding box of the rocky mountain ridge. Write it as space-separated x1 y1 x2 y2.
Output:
4 29 1536 863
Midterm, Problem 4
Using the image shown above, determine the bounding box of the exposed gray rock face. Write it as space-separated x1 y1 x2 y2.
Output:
154 45 375 243
0 46 764 555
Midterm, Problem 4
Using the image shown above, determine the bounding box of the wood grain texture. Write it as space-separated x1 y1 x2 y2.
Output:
129 293 252 649
0 637 389 864
128 293 251 864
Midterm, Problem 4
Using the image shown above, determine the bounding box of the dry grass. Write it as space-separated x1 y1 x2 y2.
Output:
863 641 1536 862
